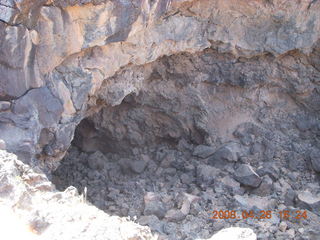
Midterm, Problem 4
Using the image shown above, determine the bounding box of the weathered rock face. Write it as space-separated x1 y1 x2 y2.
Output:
0 0 320 172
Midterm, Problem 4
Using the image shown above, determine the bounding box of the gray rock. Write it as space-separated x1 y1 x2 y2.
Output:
143 192 166 219
138 215 164 233
234 164 262 188
256 162 280 181
284 189 296 207
215 175 244 195
196 164 220 186
180 173 194 184
286 151 307 171
0 101 10 111
234 194 277 211
310 149 320 172
252 175 273 197
87 151 106 170
209 142 242 166
0 23 43 99
192 145 215 159
296 191 320 214
164 209 186 222
130 154 150 174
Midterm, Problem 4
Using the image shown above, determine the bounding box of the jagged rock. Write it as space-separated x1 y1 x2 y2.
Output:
234 164 262 188
284 190 296 207
252 175 273 197
208 142 242 166
234 194 277 211
143 192 166 219
0 0 318 169
87 151 106 170
214 175 244 195
164 209 186 223
192 145 216 159
256 162 280 181
196 164 220 186
296 191 320 214
0 101 10 111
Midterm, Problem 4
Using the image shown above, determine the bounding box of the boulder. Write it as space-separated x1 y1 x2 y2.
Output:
234 164 262 188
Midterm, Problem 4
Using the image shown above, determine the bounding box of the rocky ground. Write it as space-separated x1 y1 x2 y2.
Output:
1 0 320 239
0 148 260 239
53 141 320 240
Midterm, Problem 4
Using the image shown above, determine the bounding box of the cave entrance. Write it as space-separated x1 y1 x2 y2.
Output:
52 94 216 240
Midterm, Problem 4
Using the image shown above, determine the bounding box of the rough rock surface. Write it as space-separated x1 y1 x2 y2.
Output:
0 0 319 170
1 0 320 239
0 150 156 239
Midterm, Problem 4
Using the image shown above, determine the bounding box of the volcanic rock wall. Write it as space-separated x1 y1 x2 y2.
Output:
0 0 320 171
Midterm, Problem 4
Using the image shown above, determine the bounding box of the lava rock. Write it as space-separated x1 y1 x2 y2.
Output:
180 173 194 184
215 175 244 195
87 151 106 170
119 155 149 174
286 151 307 171
164 209 186 222
310 149 320 172
138 215 164 233
296 191 320 213
252 175 273 197
196 164 220 186
143 192 166 219
192 145 215 159
284 189 296 207
234 195 277 211
0 101 10 111
208 142 242 167
130 159 148 174
234 164 262 188
256 162 280 181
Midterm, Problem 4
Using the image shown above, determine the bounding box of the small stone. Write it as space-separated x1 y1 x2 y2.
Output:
119 156 149 174
164 209 186 222
0 101 10 111
87 151 106 170
180 173 194 184
234 164 262 188
252 175 273 197
279 221 287 232
130 159 148 174
196 164 220 185
296 191 320 213
143 192 166 219
192 145 215 159
256 162 280 181
286 229 295 239
138 215 164 233
234 195 277 211
284 189 296 207
160 152 175 168
218 175 244 195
